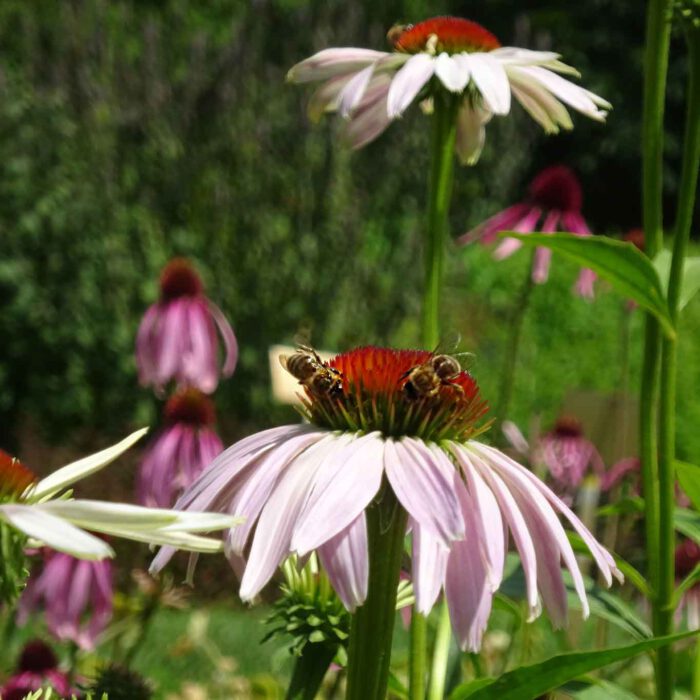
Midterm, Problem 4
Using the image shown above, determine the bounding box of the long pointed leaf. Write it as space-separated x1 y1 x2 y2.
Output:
448 631 697 700
500 233 673 336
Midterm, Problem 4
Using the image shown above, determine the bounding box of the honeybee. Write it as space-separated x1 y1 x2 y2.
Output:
400 349 473 401
386 23 412 47
280 345 344 399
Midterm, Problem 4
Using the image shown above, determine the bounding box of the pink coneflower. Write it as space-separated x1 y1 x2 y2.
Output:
601 456 640 493
152 346 621 651
137 388 224 508
676 539 700 630
18 550 114 651
136 258 238 394
288 16 610 164
535 416 605 490
1 640 73 700
458 165 597 297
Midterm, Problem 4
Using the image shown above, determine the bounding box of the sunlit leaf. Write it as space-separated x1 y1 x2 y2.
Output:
654 249 700 310
500 233 673 336
448 631 697 700
675 507 700 543
676 460 700 512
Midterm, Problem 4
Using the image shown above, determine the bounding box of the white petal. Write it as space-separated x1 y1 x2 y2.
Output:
468 53 511 115
338 65 376 117
412 521 449 614
343 80 393 149
0 504 114 559
105 527 225 553
435 53 469 92
287 48 389 83
387 53 435 118
490 47 561 65
31 428 149 500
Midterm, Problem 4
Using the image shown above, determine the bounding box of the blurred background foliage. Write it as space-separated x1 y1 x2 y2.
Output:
0 0 697 459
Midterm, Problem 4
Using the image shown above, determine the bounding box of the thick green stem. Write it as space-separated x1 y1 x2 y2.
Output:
409 612 428 700
495 253 535 433
422 94 458 349
285 643 336 700
346 486 408 700
655 33 700 698
428 600 452 700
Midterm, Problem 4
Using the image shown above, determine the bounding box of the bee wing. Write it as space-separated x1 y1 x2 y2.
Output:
451 351 477 370
432 331 462 356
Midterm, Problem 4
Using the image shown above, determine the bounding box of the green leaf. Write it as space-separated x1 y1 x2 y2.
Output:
676 460 700 511
654 250 700 310
387 671 409 699
675 507 700 543
569 679 639 699
448 631 697 700
500 233 674 336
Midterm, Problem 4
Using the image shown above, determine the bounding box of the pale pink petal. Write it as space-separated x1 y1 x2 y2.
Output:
412 521 449 614
135 304 161 385
387 53 435 118
292 432 384 554
318 513 368 611
155 301 187 387
184 300 218 392
339 64 376 117
288 48 389 83
384 438 464 545
501 421 530 456
240 435 344 600
343 77 393 149
467 53 511 115
575 268 597 299
208 301 238 377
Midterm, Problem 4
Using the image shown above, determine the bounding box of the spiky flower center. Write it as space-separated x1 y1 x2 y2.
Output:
676 539 700 579
159 258 203 301
298 346 489 442
18 640 59 674
391 16 501 55
528 165 583 213
164 388 216 427
551 416 583 439
0 450 36 500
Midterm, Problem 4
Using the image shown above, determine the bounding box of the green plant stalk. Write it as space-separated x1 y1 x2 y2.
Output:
422 93 458 349
346 486 408 700
285 643 337 700
428 600 452 700
656 33 700 698
410 612 428 700
640 0 671 663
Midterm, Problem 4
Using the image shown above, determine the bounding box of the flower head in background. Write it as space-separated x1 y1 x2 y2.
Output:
676 539 700 630
458 165 597 297
0 640 73 700
152 345 621 651
136 258 238 395
288 16 610 165
137 388 224 508
18 550 113 650
0 429 239 580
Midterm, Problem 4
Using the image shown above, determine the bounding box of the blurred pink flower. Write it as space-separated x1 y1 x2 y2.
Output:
601 456 640 492
288 17 609 165
136 258 238 394
458 165 597 297
676 539 700 630
137 388 224 508
1 640 73 700
152 346 620 651
18 550 113 651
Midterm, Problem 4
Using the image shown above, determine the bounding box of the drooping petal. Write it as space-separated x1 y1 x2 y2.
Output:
457 203 532 246
135 304 161 385
343 75 393 149
240 435 343 600
338 64 376 117
317 513 369 611
467 53 511 115
411 521 449 614
387 53 435 118
384 438 464 545
454 103 491 166
292 432 384 554
501 421 530 456
492 208 542 260
435 52 470 92
287 48 389 83
208 301 238 378
532 211 558 284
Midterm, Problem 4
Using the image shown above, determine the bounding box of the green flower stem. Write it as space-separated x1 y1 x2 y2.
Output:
640 0 671 682
428 599 452 700
285 643 337 700
346 485 408 700
656 32 700 698
423 94 458 349
409 612 428 700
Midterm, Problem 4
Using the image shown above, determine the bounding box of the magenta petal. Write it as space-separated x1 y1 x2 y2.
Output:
411 521 449 614
385 438 464 545
318 513 369 611
209 301 238 377
456 203 532 246
292 432 384 554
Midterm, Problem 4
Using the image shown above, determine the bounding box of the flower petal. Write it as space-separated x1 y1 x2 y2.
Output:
384 438 464 545
287 48 389 83
338 64 376 117
467 53 511 115
318 513 369 611
455 103 490 166
435 53 469 92
292 432 384 554
208 301 238 378
387 53 435 118
412 521 449 614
